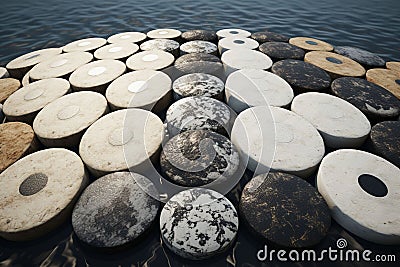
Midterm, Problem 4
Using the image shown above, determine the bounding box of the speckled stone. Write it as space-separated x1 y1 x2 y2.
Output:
366 68 400 100
0 78 21 103
317 149 400 245
240 172 331 247
140 39 180 57
289 37 333 51
271 59 331 92
334 46 385 68
331 77 400 120
259 42 305 61
166 96 234 137
72 172 159 248
370 121 400 167
160 130 240 187
181 30 217 43
386 62 400 74
251 31 290 43
180 41 218 55
172 73 224 100
160 188 238 259
63 37 106 53
174 53 222 75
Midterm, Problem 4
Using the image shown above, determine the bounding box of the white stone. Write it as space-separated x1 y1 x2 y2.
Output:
0 67 10 79
221 48 273 76
317 149 400 245
94 42 139 60
107 32 147 44
147 28 181 39
216 28 251 39
63 37 106 52
126 50 174 71
218 36 259 54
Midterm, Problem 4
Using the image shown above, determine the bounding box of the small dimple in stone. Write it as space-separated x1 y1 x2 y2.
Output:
19 173 48 196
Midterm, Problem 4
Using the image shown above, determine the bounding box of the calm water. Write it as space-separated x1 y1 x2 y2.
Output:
1 0 400 266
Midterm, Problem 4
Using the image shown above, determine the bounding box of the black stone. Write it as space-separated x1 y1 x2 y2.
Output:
331 77 400 121
271 59 331 92
239 172 331 248
181 30 217 43
251 31 290 43
370 121 400 168
259 42 305 61
174 53 223 76
19 173 48 196
160 130 240 187
334 46 386 68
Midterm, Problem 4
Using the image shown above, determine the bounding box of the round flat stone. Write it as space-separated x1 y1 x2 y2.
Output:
218 37 259 54
240 172 330 247
0 148 87 241
251 31 290 43
172 73 224 100
166 96 234 137
147 29 181 39
0 78 21 103
180 41 217 55
3 78 70 123
0 67 10 78
305 51 366 78
94 42 139 60
79 109 164 177
221 49 273 76
0 122 38 173
181 30 217 42
140 39 180 56
231 106 324 177
6 48 62 79
271 59 331 92
63 37 106 52
334 46 385 68
331 77 400 120
160 188 238 259
29 52 93 81
69 59 126 93
289 37 333 51
259 42 305 61
126 50 174 71
317 149 400 245
225 69 294 112
216 28 251 39
174 53 222 74
291 92 371 148
107 32 147 44
72 172 159 248
386 62 400 74
21 71 30 87
160 130 240 187
33 91 108 148
106 69 172 111
366 68 400 99
370 121 400 167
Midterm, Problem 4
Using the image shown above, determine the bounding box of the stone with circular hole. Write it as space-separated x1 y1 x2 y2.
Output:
63 37 106 53
317 149 400 245
289 37 333 51
79 109 164 177
334 46 386 68
218 37 259 54
126 50 174 71
216 28 251 39
107 32 147 44
94 42 139 60
172 73 224 100
0 148 88 241
386 62 400 74
106 69 172 112
33 91 108 148
259 42 305 61
221 48 273 76
160 188 238 259
366 68 400 100
370 121 400 168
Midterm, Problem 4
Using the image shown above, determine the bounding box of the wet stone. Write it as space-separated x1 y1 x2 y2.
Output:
334 46 386 68
160 188 239 259
251 31 290 43
172 73 224 100
259 42 305 61
72 172 159 248
370 121 400 167
271 59 331 92
331 77 400 120
181 30 217 43
240 172 331 248
160 130 240 187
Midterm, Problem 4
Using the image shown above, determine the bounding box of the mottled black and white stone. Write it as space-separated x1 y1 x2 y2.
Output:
174 53 222 75
251 31 290 43
334 46 386 68
160 188 239 259
160 130 240 187
172 73 224 100
140 39 180 57
166 96 234 137
72 172 159 248
181 30 217 43
271 59 331 92
180 41 218 55
370 121 400 167
331 77 400 121
240 172 331 248
259 42 305 61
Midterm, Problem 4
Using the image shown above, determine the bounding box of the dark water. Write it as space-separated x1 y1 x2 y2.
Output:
1 0 400 66
1 0 400 266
